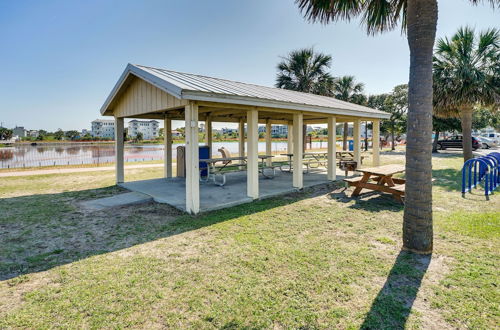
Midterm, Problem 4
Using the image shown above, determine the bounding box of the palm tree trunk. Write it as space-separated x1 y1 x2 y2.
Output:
460 107 474 161
342 122 348 150
402 0 438 254
432 130 440 153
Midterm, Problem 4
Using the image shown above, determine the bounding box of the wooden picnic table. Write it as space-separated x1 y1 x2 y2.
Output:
279 152 329 173
343 164 406 202
199 155 275 186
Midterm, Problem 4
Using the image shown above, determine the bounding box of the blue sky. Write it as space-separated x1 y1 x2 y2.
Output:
0 0 498 131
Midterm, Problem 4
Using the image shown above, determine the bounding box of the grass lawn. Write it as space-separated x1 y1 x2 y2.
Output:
0 151 498 329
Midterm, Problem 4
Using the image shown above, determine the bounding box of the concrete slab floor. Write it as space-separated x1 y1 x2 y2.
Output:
79 191 153 211
119 169 346 213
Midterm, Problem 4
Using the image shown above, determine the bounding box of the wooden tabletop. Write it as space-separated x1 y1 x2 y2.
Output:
357 164 405 176
200 155 273 163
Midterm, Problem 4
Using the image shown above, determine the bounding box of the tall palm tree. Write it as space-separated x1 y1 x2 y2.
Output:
433 26 500 161
276 47 335 95
295 0 499 254
333 76 366 150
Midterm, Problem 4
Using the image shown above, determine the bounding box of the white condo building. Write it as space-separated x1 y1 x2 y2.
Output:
128 120 159 140
91 119 115 138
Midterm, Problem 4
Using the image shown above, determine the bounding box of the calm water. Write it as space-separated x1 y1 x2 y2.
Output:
0 141 335 169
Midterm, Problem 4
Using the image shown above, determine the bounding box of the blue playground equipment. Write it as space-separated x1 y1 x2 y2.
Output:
462 152 500 199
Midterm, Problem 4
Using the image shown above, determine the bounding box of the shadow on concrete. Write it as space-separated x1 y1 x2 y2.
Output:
361 251 431 329
0 182 335 281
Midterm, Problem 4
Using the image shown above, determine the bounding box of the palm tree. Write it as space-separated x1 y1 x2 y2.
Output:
433 26 500 161
295 0 499 254
332 76 365 150
276 47 335 95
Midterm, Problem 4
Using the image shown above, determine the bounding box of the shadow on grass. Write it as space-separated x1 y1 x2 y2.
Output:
432 168 462 192
0 183 327 281
328 188 404 212
361 251 431 329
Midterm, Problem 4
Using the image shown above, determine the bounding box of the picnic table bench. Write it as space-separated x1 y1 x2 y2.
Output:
199 155 275 186
343 164 406 202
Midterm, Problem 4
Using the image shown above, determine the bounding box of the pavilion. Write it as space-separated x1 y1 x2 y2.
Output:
100 64 390 214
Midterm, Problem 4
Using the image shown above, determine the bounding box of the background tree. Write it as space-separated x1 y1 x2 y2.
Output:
295 0 498 254
473 107 500 131
432 116 461 152
276 47 335 95
54 129 64 140
0 127 13 140
382 84 408 150
332 75 366 150
37 130 47 141
433 26 500 161
64 130 79 141
133 132 143 143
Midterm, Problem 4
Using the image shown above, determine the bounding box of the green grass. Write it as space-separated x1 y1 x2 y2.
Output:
0 152 498 328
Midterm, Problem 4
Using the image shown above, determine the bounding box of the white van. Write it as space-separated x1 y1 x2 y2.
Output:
481 133 500 145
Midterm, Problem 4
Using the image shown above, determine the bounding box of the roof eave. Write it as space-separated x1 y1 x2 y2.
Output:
99 64 184 116
182 91 391 120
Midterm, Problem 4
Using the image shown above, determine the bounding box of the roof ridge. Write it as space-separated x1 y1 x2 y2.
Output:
134 64 340 99
134 64 377 112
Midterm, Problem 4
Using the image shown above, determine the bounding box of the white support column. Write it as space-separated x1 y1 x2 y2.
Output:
164 116 172 178
293 113 303 189
247 109 259 199
287 121 293 154
205 115 212 156
353 119 361 166
372 119 380 166
265 119 272 166
185 102 200 214
238 117 245 167
115 117 124 184
327 116 337 181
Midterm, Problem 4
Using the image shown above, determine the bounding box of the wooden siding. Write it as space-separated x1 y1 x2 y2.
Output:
113 77 187 118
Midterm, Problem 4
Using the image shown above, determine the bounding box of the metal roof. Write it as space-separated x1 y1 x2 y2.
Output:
101 63 390 119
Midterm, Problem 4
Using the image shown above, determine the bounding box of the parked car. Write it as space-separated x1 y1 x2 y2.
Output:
476 136 498 149
436 135 480 150
481 133 500 145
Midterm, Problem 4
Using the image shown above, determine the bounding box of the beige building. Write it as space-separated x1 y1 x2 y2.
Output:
100 64 389 214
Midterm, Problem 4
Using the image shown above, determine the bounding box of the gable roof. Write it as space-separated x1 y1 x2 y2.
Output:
100 63 390 119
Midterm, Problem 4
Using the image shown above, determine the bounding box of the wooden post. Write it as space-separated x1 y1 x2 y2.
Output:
164 116 172 178
115 117 124 184
372 119 380 166
247 109 259 199
238 117 245 168
265 119 272 166
327 116 337 181
353 119 361 166
293 113 303 189
185 102 200 214
303 124 307 152
205 114 212 157
287 121 293 154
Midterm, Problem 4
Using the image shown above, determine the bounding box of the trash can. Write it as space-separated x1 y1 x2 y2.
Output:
176 145 211 178
199 146 210 177
348 140 354 151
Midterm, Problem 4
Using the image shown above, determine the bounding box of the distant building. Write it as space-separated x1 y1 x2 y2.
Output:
128 120 159 140
12 126 26 138
258 125 288 137
222 127 237 135
81 129 91 136
27 130 39 138
91 119 115 139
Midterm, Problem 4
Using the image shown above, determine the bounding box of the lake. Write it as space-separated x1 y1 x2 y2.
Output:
0 141 336 169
